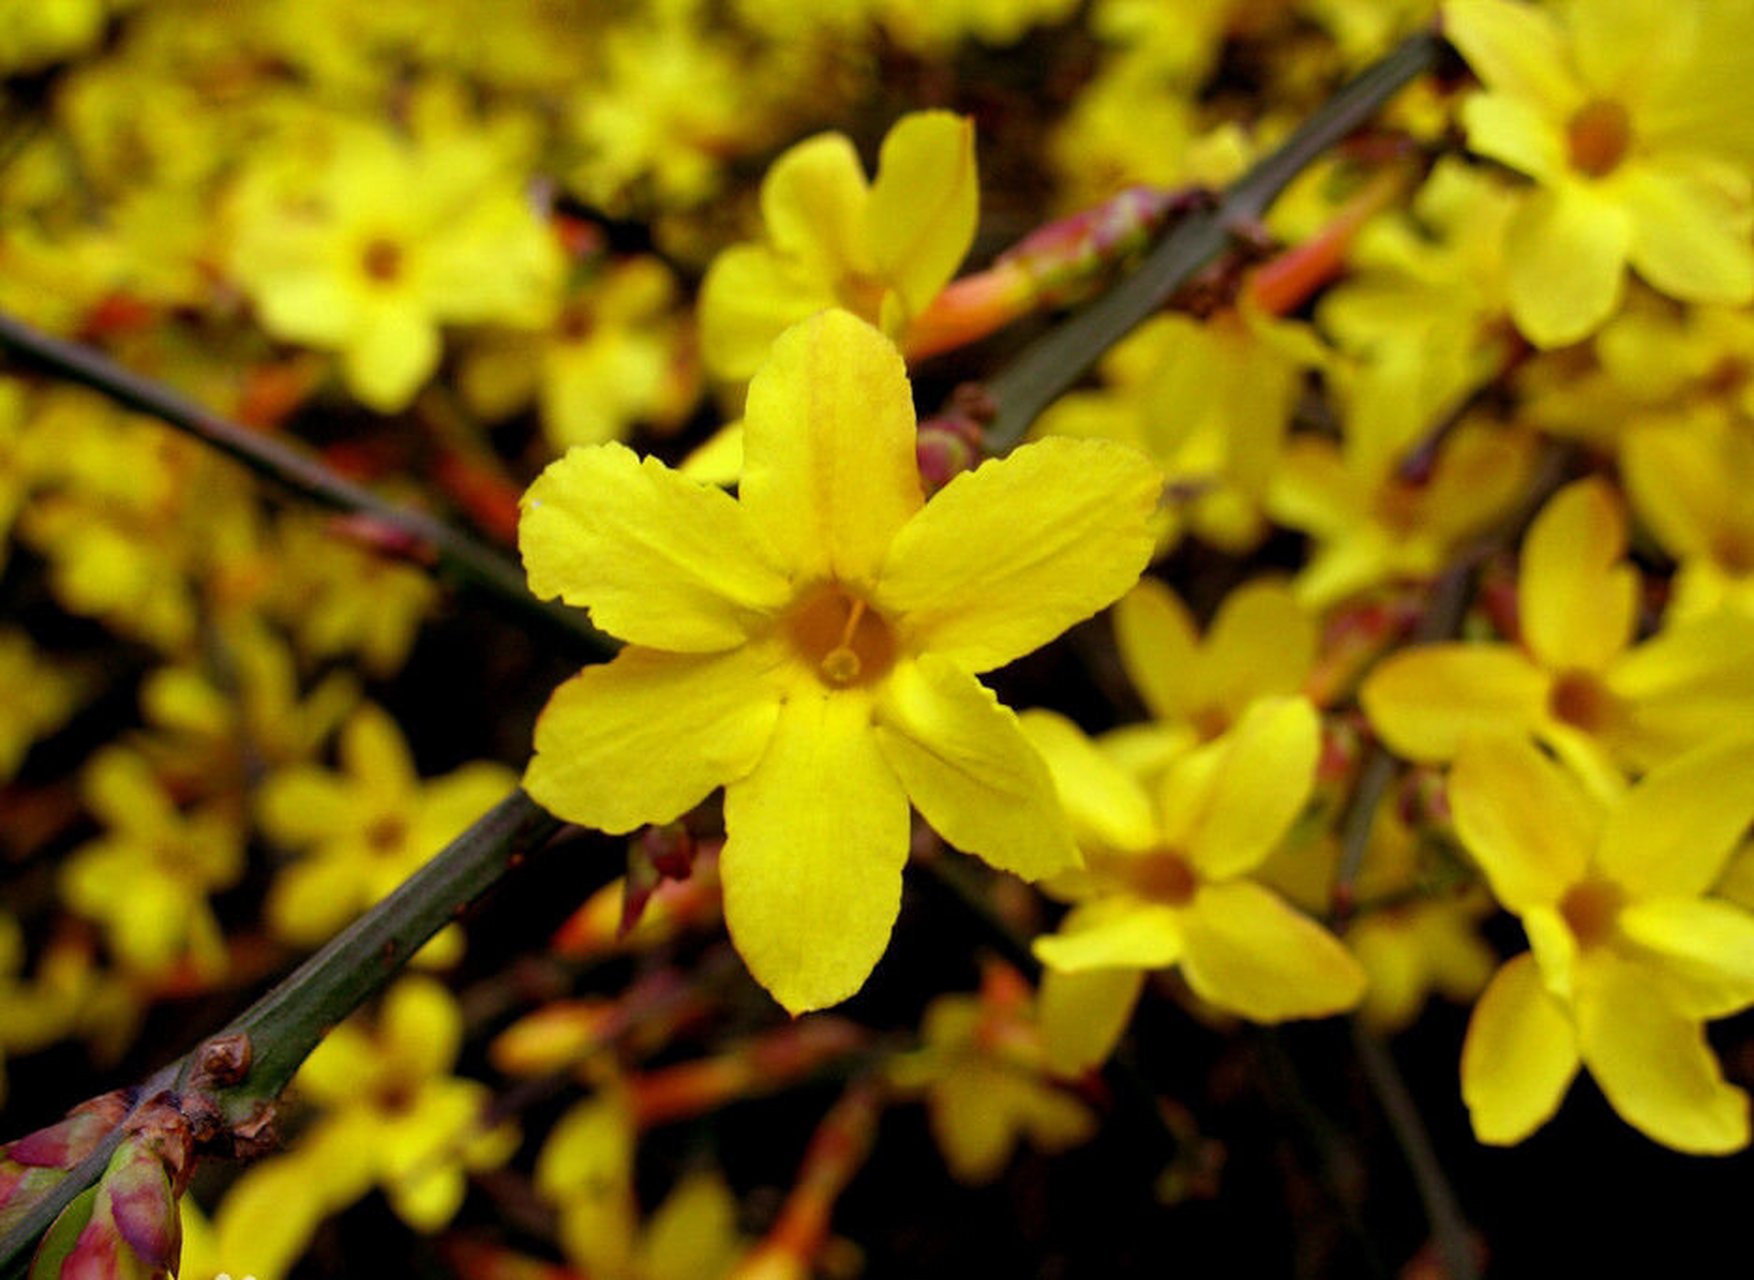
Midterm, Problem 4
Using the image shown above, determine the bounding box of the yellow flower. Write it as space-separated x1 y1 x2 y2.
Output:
1451 732 1754 1153
1023 700 1365 1074
60 747 243 980
888 964 1095 1183
1361 476 1754 791
226 123 562 411
257 704 516 957
461 255 696 453
698 113 979 382
520 309 1161 1013
1445 0 1754 346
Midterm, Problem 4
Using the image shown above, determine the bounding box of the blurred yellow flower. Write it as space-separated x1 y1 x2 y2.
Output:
699 112 979 382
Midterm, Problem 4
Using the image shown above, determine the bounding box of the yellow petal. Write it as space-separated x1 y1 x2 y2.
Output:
698 245 833 382
520 442 790 650
381 974 463 1077
1178 880 1365 1021
1359 645 1550 763
267 855 364 944
1518 477 1636 673
865 111 979 320
1606 613 1754 772
739 310 922 586
1504 183 1632 348
1039 966 1145 1075
1199 579 1317 715
1460 953 1580 1145
525 645 782 834
1597 736 1754 899
874 656 1078 880
1112 577 1201 723
1459 91 1566 181
760 132 873 287
1449 735 1598 913
1577 951 1750 1154
256 767 354 846
877 437 1161 673
1033 897 1184 972
342 703 418 800
1443 0 1584 117
1620 420 1724 560
720 689 911 1013
1619 898 1754 1019
1623 157 1754 306
345 306 441 413
641 1170 742 1280
1186 697 1320 880
1018 709 1157 852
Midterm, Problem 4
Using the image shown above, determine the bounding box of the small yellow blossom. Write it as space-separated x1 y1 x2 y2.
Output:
889 964 1095 1182
1445 0 1754 346
520 309 1161 1012
226 122 562 411
257 704 516 956
1024 700 1365 1073
60 747 242 980
699 113 979 382
1452 732 1754 1153
1361 476 1754 791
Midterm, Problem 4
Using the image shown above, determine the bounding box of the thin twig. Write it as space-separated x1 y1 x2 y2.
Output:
1351 1021 1479 1280
0 311 611 657
981 31 1443 450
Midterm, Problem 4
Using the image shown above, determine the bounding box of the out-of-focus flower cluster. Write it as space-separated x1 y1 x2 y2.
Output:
6 0 1754 1276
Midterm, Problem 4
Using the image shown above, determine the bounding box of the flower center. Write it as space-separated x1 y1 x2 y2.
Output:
1559 878 1623 948
367 814 409 854
1130 849 1199 906
1566 99 1633 178
1548 670 1616 733
361 237 405 283
785 583 897 688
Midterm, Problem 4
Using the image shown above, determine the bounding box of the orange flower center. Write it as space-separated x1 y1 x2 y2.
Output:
1566 99 1633 178
1559 878 1623 948
367 814 409 854
361 237 405 283
1548 670 1616 733
1130 850 1199 906
785 583 898 688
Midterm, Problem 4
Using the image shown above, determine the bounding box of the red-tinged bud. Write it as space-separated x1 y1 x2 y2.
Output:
1 1095 130 1235
1244 168 1408 318
1318 714 1365 790
78 294 157 341
619 822 698 936
234 359 323 430
30 1101 192 1280
325 513 440 567
1399 765 1453 835
551 843 723 960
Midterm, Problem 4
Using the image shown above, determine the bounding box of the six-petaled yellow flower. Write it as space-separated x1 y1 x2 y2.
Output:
520 308 1162 1013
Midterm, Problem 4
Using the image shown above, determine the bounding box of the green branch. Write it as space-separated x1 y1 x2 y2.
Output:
203 788 563 1120
0 312 611 657
0 790 563 1276
982 30 1443 449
